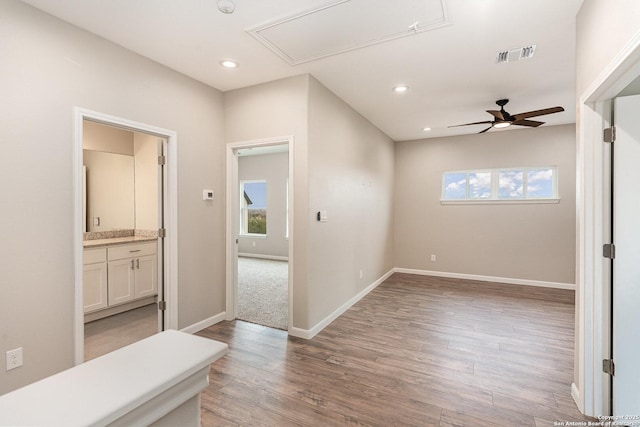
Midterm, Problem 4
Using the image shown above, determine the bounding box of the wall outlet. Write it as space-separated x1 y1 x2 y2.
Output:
6 347 23 371
431 254 437 262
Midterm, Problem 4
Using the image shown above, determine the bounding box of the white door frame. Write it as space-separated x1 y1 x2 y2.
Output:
73 107 179 365
225 136 294 333
575 32 640 416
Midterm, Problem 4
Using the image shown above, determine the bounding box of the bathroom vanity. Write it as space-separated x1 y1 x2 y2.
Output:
83 237 158 322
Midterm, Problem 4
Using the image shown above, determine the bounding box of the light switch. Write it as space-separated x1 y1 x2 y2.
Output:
317 211 328 222
202 190 214 201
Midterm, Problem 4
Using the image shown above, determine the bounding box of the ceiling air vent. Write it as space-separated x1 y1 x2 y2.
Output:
496 45 536 64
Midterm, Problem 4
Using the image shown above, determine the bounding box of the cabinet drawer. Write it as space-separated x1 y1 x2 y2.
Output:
84 248 107 265
108 242 157 261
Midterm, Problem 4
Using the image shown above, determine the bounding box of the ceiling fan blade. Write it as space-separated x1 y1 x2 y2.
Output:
448 120 493 128
478 126 492 134
512 119 544 127
513 106 564 120
486 110 505 120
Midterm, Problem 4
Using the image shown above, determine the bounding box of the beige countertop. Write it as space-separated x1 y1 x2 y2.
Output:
83 236 158 248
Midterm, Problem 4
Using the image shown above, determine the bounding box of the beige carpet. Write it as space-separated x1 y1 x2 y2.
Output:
237 257 288 330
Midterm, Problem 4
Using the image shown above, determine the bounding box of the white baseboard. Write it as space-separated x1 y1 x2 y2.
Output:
180 311 227 334
288 268 395 340
571 382 583 413
238 253 288 262
393 268 576 290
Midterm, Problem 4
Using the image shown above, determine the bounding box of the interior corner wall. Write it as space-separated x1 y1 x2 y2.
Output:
83 121 134 155
394 124 576 285
306 76 395 330
0 0 225 394
576 0 640 96
223 75 310 329
238 152 289 258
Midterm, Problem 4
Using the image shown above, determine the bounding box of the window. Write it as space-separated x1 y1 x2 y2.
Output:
442 167 558 203
240 180 267 235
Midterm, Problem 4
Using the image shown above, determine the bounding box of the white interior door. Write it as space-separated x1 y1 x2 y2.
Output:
612 94 640 415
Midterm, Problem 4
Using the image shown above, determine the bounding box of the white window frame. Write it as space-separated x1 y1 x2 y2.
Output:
239 179 268 237
441 166 560 204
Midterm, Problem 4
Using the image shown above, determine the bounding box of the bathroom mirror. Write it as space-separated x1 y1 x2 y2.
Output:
83 149 135 232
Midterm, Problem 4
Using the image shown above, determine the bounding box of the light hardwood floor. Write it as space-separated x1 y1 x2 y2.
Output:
197 273 595 426
84 303 158 361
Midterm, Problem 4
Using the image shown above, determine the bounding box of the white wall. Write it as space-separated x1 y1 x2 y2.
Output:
83 120 134 155
0 0 225 394
306 76 395 330
224 75 310 329
395 125 576 285
225 75 395 332
575 0 640 412
238 152 289 258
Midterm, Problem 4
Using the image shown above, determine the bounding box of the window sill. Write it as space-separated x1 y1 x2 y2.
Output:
440 198 560 205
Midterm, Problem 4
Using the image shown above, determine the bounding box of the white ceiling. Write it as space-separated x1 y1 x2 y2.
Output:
20 0 582 142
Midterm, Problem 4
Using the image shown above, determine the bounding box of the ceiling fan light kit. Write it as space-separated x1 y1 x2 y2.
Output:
449 99 564 134
493 121 511 129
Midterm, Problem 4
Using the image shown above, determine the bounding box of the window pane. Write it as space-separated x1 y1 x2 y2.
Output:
499 170 524 199
469 172 491 199
443 173 467 199
243 181 267 234
527 168 554 198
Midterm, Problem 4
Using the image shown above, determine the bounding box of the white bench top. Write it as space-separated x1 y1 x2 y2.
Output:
0 330 227 426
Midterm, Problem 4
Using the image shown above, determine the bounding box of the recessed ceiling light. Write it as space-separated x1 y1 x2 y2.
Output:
422 127 432 132
220 60 239 69
392 85 409 93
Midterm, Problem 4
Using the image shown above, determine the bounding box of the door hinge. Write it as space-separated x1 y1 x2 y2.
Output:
158 155 166 165
603 243 616 259
604 126 616 143
158 300 167 311
158 228 166 238
603 359 615 376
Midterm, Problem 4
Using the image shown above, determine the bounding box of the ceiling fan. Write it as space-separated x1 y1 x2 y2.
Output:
449 99 564 134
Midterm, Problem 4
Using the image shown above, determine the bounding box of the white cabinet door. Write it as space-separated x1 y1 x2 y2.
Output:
135 255 157 299
83 262 108 313
108 258 136 306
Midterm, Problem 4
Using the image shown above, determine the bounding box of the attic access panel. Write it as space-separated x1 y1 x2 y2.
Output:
247 0 449 65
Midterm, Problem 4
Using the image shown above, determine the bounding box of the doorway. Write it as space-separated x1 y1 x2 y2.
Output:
607 93 640 415
225 137 294 332
73 108 178 364
577 35 640 416
82 120 162 360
